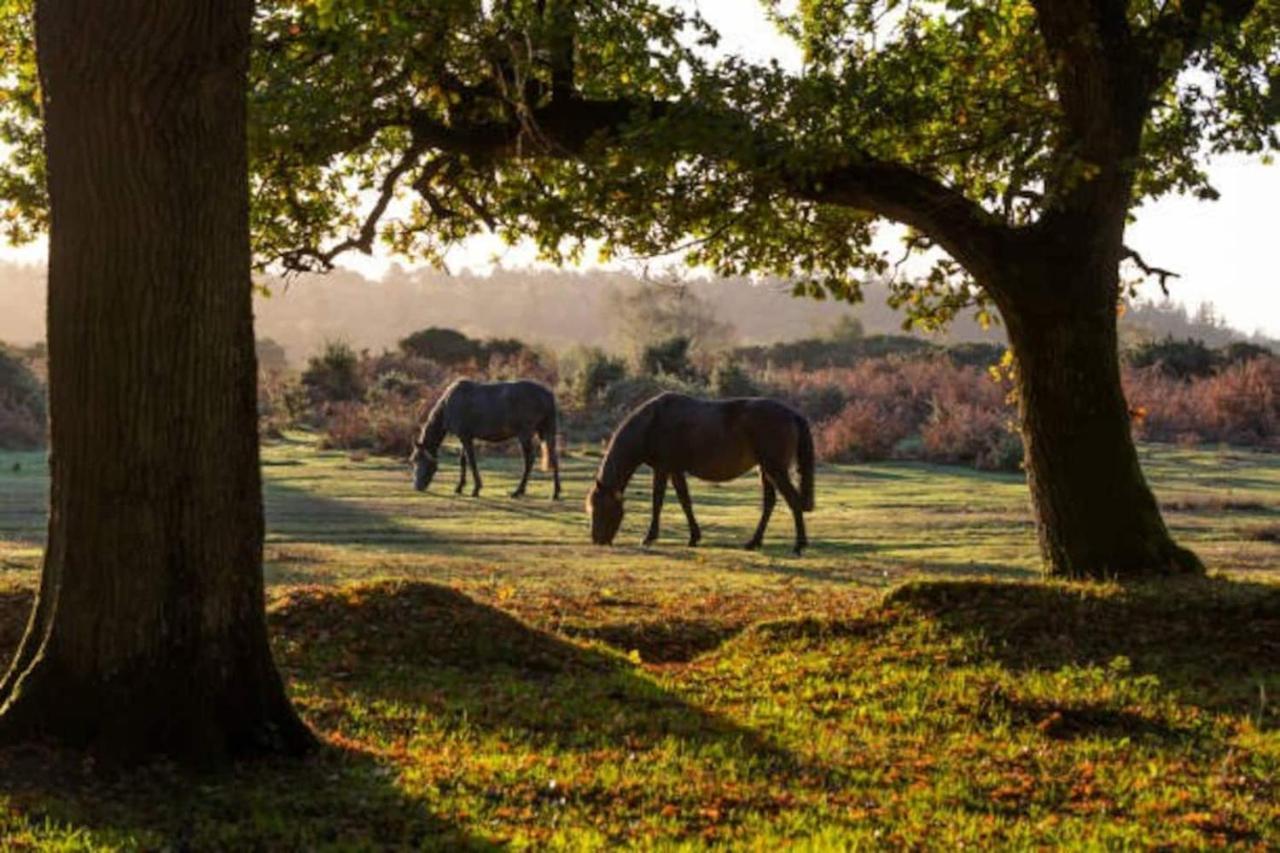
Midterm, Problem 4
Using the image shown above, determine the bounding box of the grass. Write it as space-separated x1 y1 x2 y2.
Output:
0 436 1276 848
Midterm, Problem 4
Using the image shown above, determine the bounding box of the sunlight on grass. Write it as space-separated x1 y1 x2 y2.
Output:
0 438 1275 846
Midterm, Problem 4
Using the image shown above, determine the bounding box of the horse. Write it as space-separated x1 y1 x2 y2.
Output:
586 392 815 554
411 379 562 499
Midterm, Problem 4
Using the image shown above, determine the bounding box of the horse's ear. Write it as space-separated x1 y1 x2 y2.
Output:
594 478 605 491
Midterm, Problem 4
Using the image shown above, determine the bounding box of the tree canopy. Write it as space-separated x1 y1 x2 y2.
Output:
3 2 1277 324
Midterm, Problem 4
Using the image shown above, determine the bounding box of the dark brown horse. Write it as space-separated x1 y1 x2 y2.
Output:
411 379 562 499
586 392 815 554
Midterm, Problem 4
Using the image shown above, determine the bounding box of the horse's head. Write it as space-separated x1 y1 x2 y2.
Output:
586 479 625 545
410 442 438 492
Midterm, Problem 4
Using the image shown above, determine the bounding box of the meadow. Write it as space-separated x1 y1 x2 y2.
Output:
0 436 1276 848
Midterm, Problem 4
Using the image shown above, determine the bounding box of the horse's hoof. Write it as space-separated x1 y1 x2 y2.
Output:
510 490 524 498
687 536 701 548
471 490 481 498
793 543 807 556
744 539 762 551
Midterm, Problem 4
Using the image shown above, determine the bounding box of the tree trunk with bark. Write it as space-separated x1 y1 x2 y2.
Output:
994 227 1204 581
0 0 315 765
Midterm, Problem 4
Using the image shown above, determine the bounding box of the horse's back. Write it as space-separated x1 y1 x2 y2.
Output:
446 378 555 440
643 393 799 480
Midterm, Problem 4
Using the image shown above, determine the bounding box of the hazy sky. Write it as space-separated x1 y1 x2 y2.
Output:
2 1 1276 336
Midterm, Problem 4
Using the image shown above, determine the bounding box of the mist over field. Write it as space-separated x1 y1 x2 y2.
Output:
3 260 1269 365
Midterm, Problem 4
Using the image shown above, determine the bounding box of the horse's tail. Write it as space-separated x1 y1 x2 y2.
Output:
540 406 559 473
796 413 815 512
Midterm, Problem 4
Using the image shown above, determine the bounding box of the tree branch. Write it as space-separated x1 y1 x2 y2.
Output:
280 138 428 274
1122 245 1180 296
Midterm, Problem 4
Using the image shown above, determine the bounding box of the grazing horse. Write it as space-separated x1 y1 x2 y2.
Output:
586 392 815 554
411 379 562 499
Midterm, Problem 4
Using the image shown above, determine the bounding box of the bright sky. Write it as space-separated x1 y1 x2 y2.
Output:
2 1 1277 337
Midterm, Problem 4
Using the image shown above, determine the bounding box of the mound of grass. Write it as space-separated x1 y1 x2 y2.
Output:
0 577 1276 848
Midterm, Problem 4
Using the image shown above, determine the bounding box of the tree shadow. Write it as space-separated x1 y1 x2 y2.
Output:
263 479 435 552
0 741 494 849
0 587 491 849
885 576 1280 726
268 580 808 769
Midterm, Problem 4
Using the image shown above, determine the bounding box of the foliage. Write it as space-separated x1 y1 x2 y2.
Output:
1222 340 1275 365
559 346 627 408
301 340 364 404
1127 337 1222 379
735 334 938 370
639 335 700 381
1126 357 1280 448
709 359 762 398
398 327 483 366
945 341 1007 368
0 343 44 449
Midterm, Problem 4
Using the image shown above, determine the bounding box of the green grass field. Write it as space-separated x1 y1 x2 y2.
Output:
0 437 1276 848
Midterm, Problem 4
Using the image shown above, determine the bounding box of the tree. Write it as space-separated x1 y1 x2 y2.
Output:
398 326 483 365
4 2 1277 580
0 1 313 764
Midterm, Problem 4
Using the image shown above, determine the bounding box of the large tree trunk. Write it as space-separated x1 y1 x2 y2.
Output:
996 233 1203 582
0 1 314 764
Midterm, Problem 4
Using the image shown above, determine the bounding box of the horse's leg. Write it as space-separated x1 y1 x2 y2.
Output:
543 430 562 501
671 473 701 547
745 471 776 551
512 434 534 498
462 437 482 496
643 469 669 546
762 462 807 555
455 447 467 494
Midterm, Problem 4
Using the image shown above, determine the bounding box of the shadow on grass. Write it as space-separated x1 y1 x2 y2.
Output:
0 741 493 849
559 617 745 664
268 580 806 770
0 587 491 849
885 576 1280 726
263 479 435 551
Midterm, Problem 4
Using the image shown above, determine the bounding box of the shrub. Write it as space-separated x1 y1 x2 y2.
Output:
602 374 703 414
733 334 938 371
1124 357 1279 449
791 357 1021 468
561 347 627 408
0 344 46 449
302 341 364 404
398 327 483 365
367 369 419 403
640 336 700 380
921 402 1022 471
815 399 914 462
945 341 1006 368
710 359 761 398
1220 341 1273 366
319 396 423 457
1127 337 1218 379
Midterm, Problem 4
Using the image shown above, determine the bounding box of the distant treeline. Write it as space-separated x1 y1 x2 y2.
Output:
4 260 1273 366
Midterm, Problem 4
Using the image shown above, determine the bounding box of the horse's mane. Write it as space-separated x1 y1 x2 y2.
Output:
416 382 456 453
596 395 658 490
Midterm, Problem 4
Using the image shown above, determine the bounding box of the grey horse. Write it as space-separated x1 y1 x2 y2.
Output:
411 379 562 499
